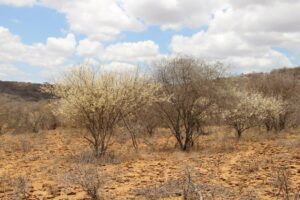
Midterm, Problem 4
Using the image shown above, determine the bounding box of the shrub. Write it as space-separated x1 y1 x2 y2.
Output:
64 166 104 200
247 71 300 130
223 90 283 139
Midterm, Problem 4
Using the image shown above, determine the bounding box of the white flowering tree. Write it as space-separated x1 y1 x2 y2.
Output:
223 90 284 139
44 65 160 157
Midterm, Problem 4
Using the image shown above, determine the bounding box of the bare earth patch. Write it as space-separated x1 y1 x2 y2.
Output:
0 129 299 199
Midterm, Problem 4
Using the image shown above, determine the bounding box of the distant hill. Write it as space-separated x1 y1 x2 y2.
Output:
0 66 299 101
271 66 300 78
242 66 300 78
0 81 51 101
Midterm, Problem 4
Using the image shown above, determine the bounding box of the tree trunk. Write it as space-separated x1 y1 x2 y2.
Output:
265 122 272 132
183 129 193 151
237 129 242 140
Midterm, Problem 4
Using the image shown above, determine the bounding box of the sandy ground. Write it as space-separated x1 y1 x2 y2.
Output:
0 128 299 199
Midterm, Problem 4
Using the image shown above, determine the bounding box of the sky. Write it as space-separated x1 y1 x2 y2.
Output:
0 0 300 83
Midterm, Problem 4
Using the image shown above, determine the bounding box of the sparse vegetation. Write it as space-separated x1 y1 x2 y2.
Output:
12 176 32 200
0 58 299 199
64 165 104 200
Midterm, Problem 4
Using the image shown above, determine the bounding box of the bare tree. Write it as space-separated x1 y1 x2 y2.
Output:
153 56 226 151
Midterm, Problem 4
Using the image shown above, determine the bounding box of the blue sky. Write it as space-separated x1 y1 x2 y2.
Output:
0 0 299 82
0 5 67 44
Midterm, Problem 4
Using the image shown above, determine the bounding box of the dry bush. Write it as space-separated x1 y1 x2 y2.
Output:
243 160 260 174
271 167 299 200
64 165 105 200
0 173 12 195
68 144 139 166
134 166 233 199
135 105 161 137
44 65 161 157
0 174 32 200
277 138 300 149
11 101 57 134
69 149 97 164
206 135 237 154
0 95 14 134
0 95 57 135
274 168 291 200
12 176 32 200
17 136 32 153
247 71 300 131
153 56 227 151
182 167 204 200
1 135 33 154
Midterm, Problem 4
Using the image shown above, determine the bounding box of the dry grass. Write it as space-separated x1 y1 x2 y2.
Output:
63 165 105 200
0 128 299 199
134 166 234 200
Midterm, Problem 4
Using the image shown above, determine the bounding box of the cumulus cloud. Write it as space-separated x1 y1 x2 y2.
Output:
77 39 103 57
170 30 293 73
123 0 226 30
103 40 160 62
210 2 300 33
25 34 76 68
0 26 76 68
0 63 25 78
169 0 300 73
0 0 36 6
77 39 161 63
0 27 26 63
41 0 144 41
1 0 300 75
101 62 137 73
0 26 160 80
0 1 144 41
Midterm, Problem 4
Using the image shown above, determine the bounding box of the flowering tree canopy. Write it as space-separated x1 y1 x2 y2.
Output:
223 89 284 138
44 65 161 156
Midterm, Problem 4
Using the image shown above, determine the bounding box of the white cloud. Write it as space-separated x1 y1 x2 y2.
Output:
41 0 144 41
0 63 27 80
24 34 76 68
123 0 226 30
0 0 36 6
228 0 300 8
0 27 27 63
76 39 161 62
222 52 293 74
210 2 300 33
77 39 103 57
170 30 293 72
169 0 300 73
103 40 160 62
1 0 300 76
0 27 76 68
101 62 137 73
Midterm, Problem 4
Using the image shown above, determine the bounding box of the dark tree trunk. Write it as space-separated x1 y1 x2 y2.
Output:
182 129 193 151
265 122 272 132
237 129 242 140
